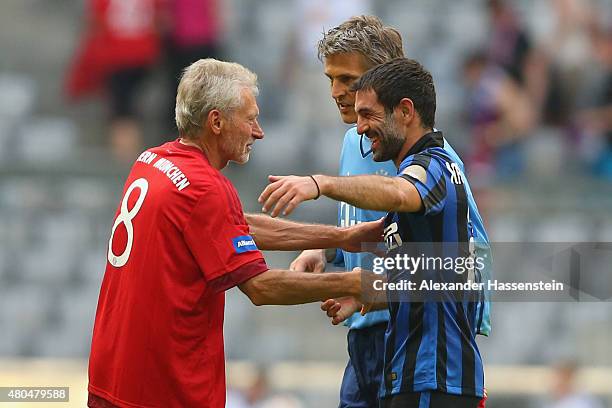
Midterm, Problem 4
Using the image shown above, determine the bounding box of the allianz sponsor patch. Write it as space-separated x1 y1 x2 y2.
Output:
232 235 258 253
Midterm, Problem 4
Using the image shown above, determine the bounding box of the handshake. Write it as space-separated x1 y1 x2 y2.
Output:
288 253 387 326
320 267 387 325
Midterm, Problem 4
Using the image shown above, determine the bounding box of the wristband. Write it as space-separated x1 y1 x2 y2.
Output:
309 175 321 200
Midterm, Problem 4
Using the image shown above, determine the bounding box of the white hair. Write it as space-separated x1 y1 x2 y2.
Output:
175 58 259 138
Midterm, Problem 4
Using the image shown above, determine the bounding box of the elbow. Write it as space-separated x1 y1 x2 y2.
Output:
248 291 266 306
394 195 408 212
244 286 267 306
388 179 417 212
382 190 405 213
239 276 269 306
396 193 419 213
394 180 423 213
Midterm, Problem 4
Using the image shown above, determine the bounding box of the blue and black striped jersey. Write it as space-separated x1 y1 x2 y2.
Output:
380 131 488 399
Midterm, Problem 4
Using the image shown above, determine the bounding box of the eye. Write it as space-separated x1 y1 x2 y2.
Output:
339 76 356 85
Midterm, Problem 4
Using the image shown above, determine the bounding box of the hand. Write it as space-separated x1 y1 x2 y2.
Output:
290 249 326 273
321 297 362 325
354 267 386 314
259 175 319 217
341 218 385 253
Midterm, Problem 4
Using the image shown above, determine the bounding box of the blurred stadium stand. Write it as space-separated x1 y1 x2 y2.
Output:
0 0 611 407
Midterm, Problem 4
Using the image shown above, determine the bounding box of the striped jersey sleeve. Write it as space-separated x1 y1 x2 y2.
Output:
398 153 447 216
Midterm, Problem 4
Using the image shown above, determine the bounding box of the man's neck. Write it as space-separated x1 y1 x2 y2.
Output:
393 127 434 168
179 136 227 170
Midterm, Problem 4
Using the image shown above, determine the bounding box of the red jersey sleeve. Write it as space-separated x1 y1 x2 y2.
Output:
183 182 267 293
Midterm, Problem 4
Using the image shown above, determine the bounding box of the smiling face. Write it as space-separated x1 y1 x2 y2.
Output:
323 52 371 124
221 88 264 164
354 88 406 162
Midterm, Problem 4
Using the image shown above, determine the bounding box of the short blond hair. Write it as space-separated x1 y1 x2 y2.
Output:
175 59 259 138
317 15 404 68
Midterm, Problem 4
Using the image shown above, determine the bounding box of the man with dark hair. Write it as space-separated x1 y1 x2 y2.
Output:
259 58 490 408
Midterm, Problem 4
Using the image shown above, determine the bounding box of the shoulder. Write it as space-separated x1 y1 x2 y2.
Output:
398 150 453 180
442 138 465 169
151 144 235 202
185 174 245 230
344 125 358 138
399 152 435 170
194 172 238 206
341 126 359 148
339 126 358 165
165 145 230 194
412 148 454 164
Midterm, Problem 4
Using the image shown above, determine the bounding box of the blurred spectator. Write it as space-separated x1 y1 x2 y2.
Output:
462 51 536 187
290 0 371 68
484 0 561 132
161 0 224 133
280 0 372 168
65 0 162 162
543 361 605 408
226 368 304 408
524 50 567 128
576 27 612 178
485 0 533 84
544 0 595 69
527 0 598 128
542 0 596 108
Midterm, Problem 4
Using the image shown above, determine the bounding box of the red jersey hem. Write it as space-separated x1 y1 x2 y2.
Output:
208 258 268 293
88 385 156 408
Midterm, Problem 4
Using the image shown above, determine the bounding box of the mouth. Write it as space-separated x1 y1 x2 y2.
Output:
246 143 253 151
371 138 379 151
337 102 353 113
367 133 380 151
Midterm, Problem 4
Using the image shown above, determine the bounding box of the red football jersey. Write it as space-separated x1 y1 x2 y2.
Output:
88 140 268 408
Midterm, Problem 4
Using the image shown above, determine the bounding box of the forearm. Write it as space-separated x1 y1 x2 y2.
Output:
240 269 361 305
245 213 343 251
314 174 420 213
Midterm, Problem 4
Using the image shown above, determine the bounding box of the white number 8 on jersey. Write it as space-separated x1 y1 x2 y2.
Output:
108 178 149 268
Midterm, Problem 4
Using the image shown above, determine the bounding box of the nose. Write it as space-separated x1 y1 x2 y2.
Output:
331 80 347 101
252 119 264 140
356 117 369 136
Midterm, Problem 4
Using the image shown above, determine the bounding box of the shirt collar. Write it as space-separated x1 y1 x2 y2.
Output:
400 130 444 162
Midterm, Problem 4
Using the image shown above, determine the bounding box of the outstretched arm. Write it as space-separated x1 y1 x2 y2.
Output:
317 174 422 213
238 268 362 306
245 213 383 252
258 174 422 217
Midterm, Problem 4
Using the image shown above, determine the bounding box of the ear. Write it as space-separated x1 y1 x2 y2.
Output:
397 98 415 124
207 109 222 135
